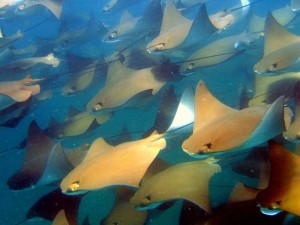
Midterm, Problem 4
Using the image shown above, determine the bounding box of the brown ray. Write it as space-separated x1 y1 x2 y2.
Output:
60 132 166 194
256 141 300 216
0 75 40 102
7 120 73 190
182 80 287 155
130 159 221 213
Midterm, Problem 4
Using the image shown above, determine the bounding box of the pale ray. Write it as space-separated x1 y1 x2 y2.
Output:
179 32 258 73
253 14 300 75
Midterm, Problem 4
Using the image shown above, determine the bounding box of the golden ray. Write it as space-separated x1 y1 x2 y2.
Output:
60 132 166 194
130 159 221 213
147 1 216 51
86 60 176 113
256 141 300 216
182 80 287 155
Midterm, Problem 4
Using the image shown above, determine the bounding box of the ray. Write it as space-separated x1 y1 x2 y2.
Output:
63 143 91 167
130 158 221 213
179 32 258 74
26 188 82 223
228 182 262 204
248 72 300 106
103 0 162 43
0 75 40 103
248 5 296 38
203 200 286 225
86 59 178 113
60 131 166 194
3 53 60 70
146 0 193 52
182 80 288 156
61 63 96 96
253 13 300 75
46 108 112 139
7 120 73 190
15 0 64 19
256 140 300 216
283 81 300 142
101 187 147 225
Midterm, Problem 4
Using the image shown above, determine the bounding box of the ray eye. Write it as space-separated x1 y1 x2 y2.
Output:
67 181 80 192
187 63 194 70
18 4 25 10
271 201 281 209
68 87 76 94
269 63 278 71
204 143 212 149
109 31 118 39
93 102 103 112
145 195 151 201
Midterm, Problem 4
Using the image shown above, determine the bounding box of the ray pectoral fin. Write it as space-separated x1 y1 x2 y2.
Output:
194 80 237 131
166 85 194 133
239 96 286 149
